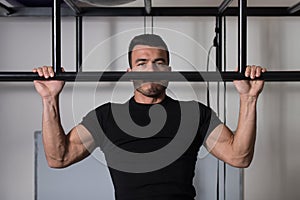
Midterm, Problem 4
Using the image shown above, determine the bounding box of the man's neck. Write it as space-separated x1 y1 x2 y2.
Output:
134 91 166 104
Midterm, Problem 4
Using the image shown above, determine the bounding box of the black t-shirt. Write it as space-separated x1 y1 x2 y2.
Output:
81 96 221 200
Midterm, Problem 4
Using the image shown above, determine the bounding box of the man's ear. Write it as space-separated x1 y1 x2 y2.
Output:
127 68 132 72
167 66 172 71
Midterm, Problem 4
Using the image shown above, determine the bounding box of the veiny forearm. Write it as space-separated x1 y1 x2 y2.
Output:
42 96 67 165
232 95 258 165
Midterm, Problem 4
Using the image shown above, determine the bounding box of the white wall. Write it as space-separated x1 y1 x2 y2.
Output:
0 15 300 200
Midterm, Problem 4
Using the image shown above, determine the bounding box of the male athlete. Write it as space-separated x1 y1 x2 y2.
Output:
33 34 266 200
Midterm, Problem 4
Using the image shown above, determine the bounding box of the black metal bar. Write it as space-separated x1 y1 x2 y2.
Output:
288 2 300 14
76 16 83 72
63 0 81 14
0 2 13 15
1 71 300 82
218 0 234 15
3 7 300 17
53 0 62 73
144 0 152 15
34 131 38 200
238 0 247 74
215 16 222 72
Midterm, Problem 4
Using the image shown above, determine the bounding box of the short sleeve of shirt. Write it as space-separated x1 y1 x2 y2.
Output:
80 103 111 149
198 103 222 143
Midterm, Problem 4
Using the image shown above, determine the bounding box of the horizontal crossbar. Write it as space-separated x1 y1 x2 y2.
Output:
1 7 300 17
0 71 300 82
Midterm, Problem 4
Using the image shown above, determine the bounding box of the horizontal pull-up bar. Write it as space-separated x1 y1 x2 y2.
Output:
0 71 300 82
2 7 300 17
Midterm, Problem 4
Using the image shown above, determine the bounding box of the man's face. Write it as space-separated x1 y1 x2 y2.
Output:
128 45 171 98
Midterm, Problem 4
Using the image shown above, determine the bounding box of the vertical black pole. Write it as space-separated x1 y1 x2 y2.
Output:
239 1 247 197
238 0 247 74
223 15 227 200
52 0 62 73
76 16 83 72
216 15 222 72
34 132 38 200
214 14 223 200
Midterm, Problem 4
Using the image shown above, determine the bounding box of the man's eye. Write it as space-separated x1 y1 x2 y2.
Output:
137 63 146 67
156 62 166 67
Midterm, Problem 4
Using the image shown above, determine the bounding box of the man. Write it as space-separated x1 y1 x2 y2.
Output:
33 34 266 200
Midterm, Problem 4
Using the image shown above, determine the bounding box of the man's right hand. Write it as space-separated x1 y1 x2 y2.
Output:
33 66 65 99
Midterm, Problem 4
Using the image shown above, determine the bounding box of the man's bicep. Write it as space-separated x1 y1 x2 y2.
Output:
70 124 97 152
65 125 97 165
204 124 234 161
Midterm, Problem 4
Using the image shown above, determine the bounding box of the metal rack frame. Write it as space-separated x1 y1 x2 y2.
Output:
1 1 299 200
0 0 300 82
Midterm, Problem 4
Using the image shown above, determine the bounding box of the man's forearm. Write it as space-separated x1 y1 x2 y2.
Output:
42 96 67 165
233 95 258 165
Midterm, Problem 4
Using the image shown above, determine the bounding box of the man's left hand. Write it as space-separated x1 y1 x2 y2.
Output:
233 65 267 98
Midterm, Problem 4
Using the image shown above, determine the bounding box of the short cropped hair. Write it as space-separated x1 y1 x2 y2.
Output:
128 34 169 68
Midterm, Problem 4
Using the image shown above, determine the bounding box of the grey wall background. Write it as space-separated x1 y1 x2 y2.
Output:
1 3 300 200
